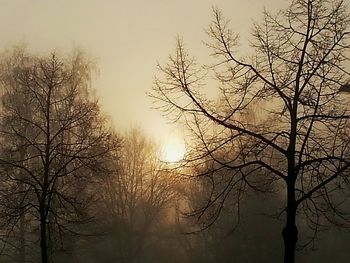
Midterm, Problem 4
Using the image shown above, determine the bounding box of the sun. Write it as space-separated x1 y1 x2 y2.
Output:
161 139 185 163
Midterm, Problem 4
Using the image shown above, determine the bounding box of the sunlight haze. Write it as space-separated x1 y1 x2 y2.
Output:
161 138 186 163
0 0 286 144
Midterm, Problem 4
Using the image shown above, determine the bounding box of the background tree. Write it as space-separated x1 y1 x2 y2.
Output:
87 128 178 263
0 49 118 263
151 0 350 262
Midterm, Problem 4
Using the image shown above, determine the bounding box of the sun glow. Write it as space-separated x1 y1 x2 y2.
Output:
162 139 186 163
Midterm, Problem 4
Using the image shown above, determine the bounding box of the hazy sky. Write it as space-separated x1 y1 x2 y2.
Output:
0 0 288 145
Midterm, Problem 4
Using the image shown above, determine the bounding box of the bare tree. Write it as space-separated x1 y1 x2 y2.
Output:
0 49 117 263
98 128 177 263
151 0 350 262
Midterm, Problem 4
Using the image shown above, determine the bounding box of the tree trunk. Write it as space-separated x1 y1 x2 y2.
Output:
19 213 26 263
19 146 26 263
40 212 48 263
284 107 298 263
282 196 298 263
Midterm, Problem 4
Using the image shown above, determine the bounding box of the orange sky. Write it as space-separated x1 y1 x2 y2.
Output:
0 0 288 145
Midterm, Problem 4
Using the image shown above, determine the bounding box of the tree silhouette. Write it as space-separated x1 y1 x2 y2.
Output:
151 0 350 262
0 49 117 263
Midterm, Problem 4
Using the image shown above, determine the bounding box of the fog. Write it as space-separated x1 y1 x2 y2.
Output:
0 0 350 263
